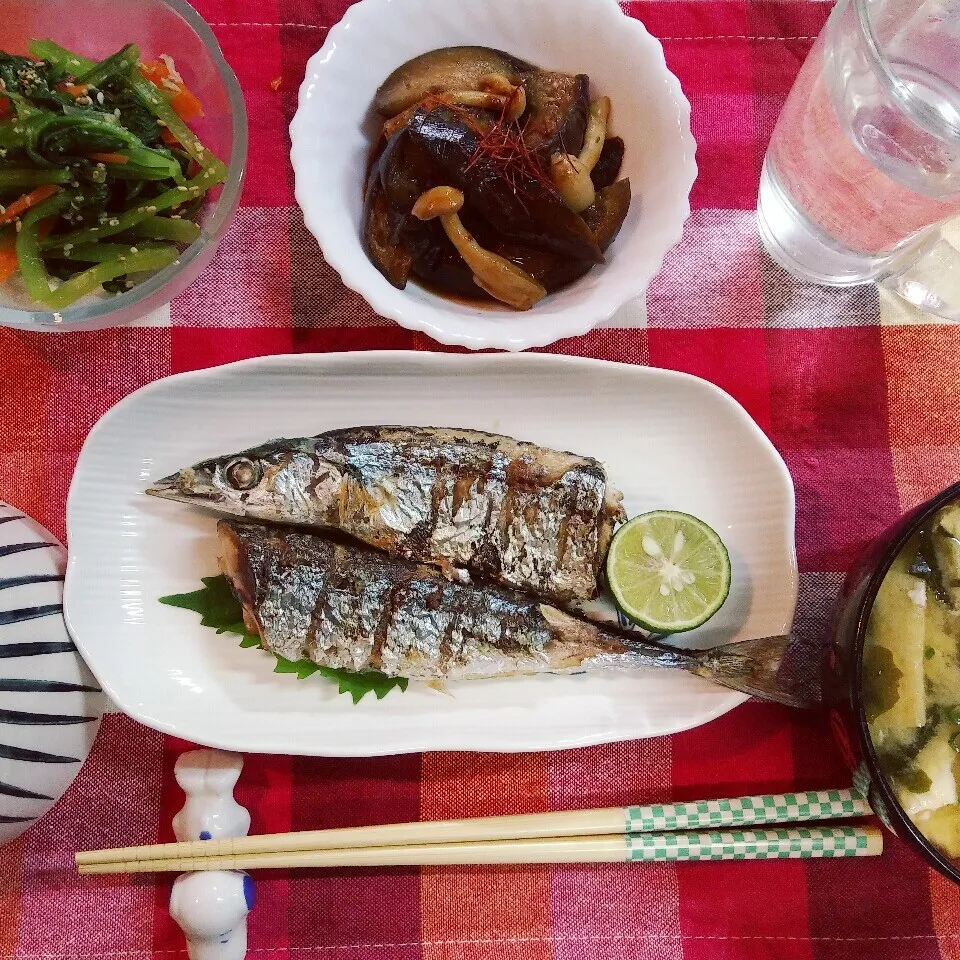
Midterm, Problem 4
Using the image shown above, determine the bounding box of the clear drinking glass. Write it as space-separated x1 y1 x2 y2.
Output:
757 0 960 318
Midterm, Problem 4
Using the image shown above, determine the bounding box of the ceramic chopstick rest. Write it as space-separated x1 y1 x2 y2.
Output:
168 749 253 960
172 748 250 841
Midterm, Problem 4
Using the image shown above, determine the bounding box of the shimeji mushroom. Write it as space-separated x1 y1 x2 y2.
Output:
412 186 547 310
549 96 611 212
382 74 526 139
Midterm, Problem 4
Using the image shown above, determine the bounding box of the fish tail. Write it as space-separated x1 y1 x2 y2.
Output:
686 634 815 709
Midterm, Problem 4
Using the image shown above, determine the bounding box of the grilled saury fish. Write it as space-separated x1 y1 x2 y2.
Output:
218 520 805 705
149 425 625 605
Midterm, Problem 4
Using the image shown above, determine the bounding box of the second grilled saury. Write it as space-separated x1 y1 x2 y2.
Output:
148 425 625 605
218 520 807 706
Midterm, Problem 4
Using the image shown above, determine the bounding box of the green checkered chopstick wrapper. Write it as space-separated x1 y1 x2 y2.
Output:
626 826 880 862
624 789 869 834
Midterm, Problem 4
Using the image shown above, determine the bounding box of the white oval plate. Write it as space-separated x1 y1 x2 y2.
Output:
64 353 796 757
289 0 696 351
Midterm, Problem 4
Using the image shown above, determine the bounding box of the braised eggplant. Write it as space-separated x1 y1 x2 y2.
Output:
363 48 633 309
408 106 603 263
379 127 442 213
591 136 625 190
375 46 532 117
362 167 412 288
584 179 632 252
493 241 592 292
522 71 590 154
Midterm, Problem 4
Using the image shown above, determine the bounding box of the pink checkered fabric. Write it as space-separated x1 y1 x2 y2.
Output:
2 2 959 958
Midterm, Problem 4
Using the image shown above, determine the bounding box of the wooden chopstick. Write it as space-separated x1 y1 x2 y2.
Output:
76 826 883 874
76 789 870 873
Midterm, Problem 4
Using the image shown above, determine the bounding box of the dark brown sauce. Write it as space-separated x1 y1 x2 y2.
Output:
410 272 497 309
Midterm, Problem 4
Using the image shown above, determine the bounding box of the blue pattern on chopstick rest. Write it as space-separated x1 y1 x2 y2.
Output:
0 814 34 824
626 826 872 862
0 707 97 725
625 789 868 833
0 779 53 801
0 742 79 763
0 641 76 659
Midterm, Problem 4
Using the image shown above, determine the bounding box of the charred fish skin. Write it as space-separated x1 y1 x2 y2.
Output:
150 425 626 605
218 520 628 682
217 520 812 707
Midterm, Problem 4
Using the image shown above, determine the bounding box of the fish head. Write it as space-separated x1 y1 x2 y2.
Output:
146 440 344 522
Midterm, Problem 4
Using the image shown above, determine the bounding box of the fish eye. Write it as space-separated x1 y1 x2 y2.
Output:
224 457 261 491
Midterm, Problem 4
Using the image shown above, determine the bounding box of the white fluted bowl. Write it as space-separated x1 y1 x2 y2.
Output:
289 0 696 351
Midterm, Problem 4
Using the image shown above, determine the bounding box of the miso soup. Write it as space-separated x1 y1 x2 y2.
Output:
863 501 960 865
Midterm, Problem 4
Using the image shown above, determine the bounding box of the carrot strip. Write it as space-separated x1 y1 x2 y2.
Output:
138 59 170 85
89 151 129 165
140 57 203 122
169 87 202 122
57 82 90 98
0 184 61 224
0 96 10 119
0 235 18 283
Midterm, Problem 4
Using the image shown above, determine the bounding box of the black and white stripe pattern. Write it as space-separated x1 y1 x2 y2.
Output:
0 504 103 846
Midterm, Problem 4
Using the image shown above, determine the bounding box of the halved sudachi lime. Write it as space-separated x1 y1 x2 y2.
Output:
606 510 731 633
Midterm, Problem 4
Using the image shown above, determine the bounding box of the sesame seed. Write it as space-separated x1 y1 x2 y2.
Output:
114 108 121 118
161 78 179 92
130 246 139 253
69 58 81 66
0 149 7 158
170 214 181 220
76 95 92 106
96 91 105 105
177 186 188 192
160 53 183 84
125 281 134 289
63 244 73 254
118 255 126 261
12 127 22 134
147 206 157 213
0 79 6 91
96 162 106 171
14 220 21 233
0 205 5 214
157 119 167 127
108 218 120 227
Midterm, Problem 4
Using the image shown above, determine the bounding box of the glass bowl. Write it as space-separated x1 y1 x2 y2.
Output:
0 0 247 331
826 479 960 885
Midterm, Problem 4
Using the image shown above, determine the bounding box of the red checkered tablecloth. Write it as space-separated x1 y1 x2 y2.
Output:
3 1 960 957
